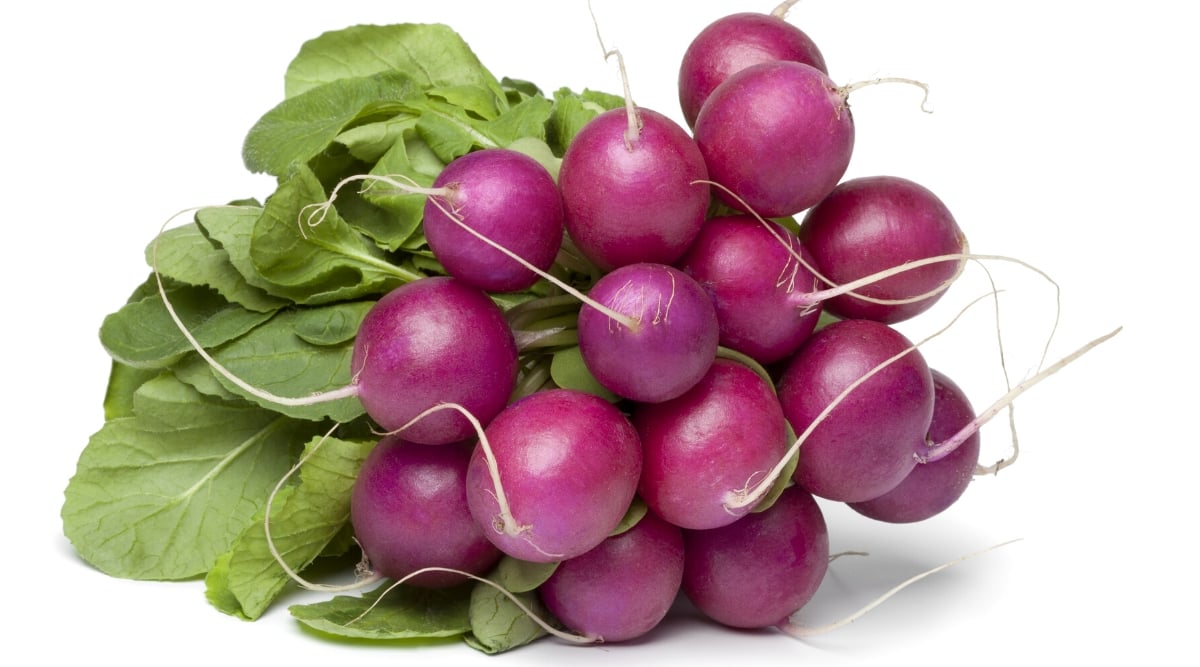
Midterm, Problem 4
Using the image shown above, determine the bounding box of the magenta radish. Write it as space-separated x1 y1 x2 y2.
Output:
352 276 518 445
776 318 934 503
798 175 967 323
682 485 829 629
678 8 827 128
350 436 502 587
633 357 789 529
577 262 720 403
422 148 564 292
849 369 981 523
557 107 709 271
464 388 642 563
676 214 823 364
538 511 685 642
693 59 853 218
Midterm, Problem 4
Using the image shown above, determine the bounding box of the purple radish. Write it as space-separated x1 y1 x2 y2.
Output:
777 318 934 503
678 9 827 129
693 59 853 218
464 389 642 563
682 485 829 629
558 107 709 271
423 148 564 293
634 357 789 530
538 511 685 642
352 276 518 445
677 214 823 364
577 262 720 404
849 369 981 523
350 436 501 588
798 175 967 323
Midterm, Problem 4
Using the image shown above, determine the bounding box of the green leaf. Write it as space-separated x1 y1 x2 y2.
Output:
148 222 289 312
248 165 416 304
610 496 649 536
103 362 159 420
333 113 419 164
410 92 553 164
550 345 619 402
243 72 419 177
289 580 472 640
61 375 321 580
199 303 369 423
283 23 506 107
464 583 550 654
489 557 558 594
547 87 624 156
206 434 374 620
98 278 275 369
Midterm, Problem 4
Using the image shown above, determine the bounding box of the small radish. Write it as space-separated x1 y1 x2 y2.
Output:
676 214 823 364
423 148 564 292
577 262 720 403
538 511 685 642
350 436 502 587
464 389 642 563
776 318 934 503
848 368 980 523
682 485 829 629
798 175 967 323
634 357 789 529
678 5 827 128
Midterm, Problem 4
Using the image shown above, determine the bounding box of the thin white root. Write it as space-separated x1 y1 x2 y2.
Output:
297 172 448 236
349 567 599 644
264 422 382 593
828 550 869 564
771 0 803 19
839 77 933 113
779 538 1022 637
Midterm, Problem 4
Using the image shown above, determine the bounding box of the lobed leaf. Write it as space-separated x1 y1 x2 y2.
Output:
148 222 289 313
289 580 473 640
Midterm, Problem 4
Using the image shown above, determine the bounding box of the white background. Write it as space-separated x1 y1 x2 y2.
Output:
2 1 1193 665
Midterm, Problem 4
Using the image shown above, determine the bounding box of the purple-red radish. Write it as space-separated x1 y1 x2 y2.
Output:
849 369 981 523
633 357 789 529
538 511 685 642
350 437 502 587
423 148 564 292
776 318 934 503
677 214 823 364
577 262 720 403
682 485 829 629
352 276 518 445
799 175 967 323
558 106 710 272
678 7 827 128
464 389 642 563
693 59 853 218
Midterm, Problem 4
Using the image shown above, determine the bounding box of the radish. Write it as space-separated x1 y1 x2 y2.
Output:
577 262 720 403
538 511 685 642
676 214 823 364
633 357 789 529
682 485 829 629
350 436 502 587
464 388 642 563
798 175 967 323
678 4 827 128
423 148 564 292
848 368 981 523
351 276 518 444
776 318 934 503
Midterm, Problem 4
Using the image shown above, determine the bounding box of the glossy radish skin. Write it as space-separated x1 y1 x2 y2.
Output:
423 148 564 293
539 512 685 642
677 215 823 364
577 263 720 403
464 389 642 563
351 277 518 445
799 175 967 323
558 107 709 271
679 11 827 128
693 60 853 219
777 319 934 503
849 369 982 522
634 358 789 530
682 485 829 629
350 437 501 588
